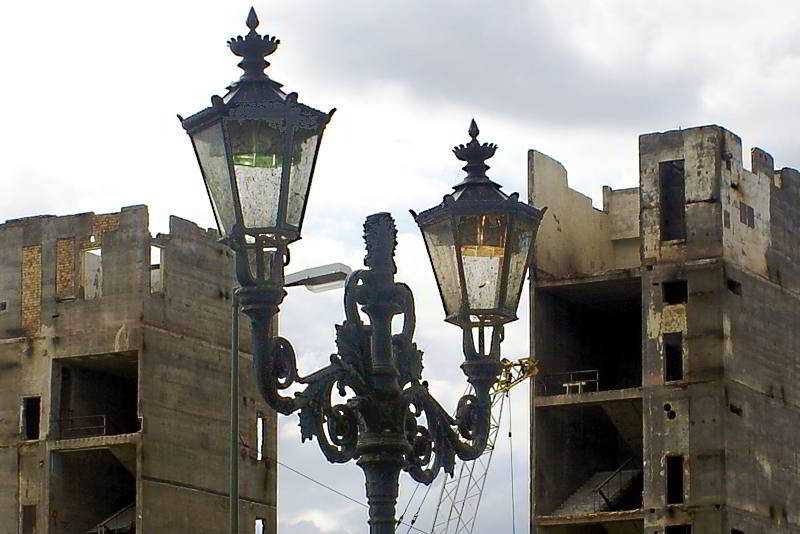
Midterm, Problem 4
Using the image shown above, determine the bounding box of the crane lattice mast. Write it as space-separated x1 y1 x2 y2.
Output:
429 358 538 534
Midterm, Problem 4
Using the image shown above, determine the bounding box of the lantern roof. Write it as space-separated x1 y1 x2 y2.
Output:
179 8 333 135
412 120 543 226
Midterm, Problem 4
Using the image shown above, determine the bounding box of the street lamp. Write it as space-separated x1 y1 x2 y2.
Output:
180 9 544 534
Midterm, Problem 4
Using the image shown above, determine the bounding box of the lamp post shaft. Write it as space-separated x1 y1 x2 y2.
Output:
230 291 240 534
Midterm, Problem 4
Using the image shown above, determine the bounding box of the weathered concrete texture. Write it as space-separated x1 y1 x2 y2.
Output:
530 125 800 534
529 151 640 279
0 206 276 533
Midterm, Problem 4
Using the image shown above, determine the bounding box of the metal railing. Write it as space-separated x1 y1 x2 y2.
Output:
594 457 634 512
50 415 120 440
536 369 599 396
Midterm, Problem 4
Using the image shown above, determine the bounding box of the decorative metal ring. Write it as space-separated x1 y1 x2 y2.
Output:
270 336 298 389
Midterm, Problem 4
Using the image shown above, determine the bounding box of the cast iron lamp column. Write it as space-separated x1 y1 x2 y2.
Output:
180 9 544 533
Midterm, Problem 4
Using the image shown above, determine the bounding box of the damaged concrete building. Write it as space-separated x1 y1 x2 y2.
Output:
0 205 276 533
529 125 800 533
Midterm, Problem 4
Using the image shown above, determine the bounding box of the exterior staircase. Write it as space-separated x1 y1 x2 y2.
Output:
86 503 135 533
552 466 642 516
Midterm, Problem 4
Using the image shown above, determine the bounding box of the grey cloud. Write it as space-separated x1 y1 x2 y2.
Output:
269 0 703 128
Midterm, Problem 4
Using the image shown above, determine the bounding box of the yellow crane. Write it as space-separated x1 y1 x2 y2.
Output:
428 357 538 534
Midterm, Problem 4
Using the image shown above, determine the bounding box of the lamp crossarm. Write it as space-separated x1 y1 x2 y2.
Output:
234 212 505 534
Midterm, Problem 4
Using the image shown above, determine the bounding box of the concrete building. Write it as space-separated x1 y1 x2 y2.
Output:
529 125 800 533
0 206 276 533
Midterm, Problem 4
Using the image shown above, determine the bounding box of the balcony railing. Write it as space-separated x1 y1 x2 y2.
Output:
50 415 120 440
536 369 600 396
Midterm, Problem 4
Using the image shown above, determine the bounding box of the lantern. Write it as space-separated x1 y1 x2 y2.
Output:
413 120 544 328
180 8 333 245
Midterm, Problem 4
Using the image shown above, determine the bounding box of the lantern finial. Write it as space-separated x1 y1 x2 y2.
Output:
228 7 280 82
246 7 259 32
453 119 497 183
468 118 479 140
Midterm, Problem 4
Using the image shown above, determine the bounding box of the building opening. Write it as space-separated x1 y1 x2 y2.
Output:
666 455 685 504
52 353 139 439
150 245 163 293
663 280 688 305
665 526 691 534
257 414 265 461
21 504 36 534
534 401 643 517
659 159 686 240
82 248 103 299
22 396 41 440
664 332 684 382
535 276 642 395
50 449 135 533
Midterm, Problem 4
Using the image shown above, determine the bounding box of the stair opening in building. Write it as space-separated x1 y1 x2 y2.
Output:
49 449 135 533
534 276 642 395
51 353 139 439
535 401 643 517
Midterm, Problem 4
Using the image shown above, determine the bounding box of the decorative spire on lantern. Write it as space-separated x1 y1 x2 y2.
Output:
453 119 498 184
227 8 281 83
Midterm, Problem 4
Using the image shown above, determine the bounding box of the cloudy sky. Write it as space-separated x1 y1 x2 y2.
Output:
2 1 799 533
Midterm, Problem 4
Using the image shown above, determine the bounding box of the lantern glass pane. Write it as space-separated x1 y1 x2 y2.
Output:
192 122 236 236
504 217 534 313
422 218 462 318
228 119 286 229
458 214 506 311
286 127 320 228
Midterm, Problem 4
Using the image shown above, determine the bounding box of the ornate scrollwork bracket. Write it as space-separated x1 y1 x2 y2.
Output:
232 212 504 534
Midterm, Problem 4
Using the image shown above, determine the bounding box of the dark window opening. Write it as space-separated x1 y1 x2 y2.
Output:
666 455 685 504
727 279 742 295
729 403 743 416
663 280 688 305
664 333 684 382
666 526 691 534
659 159 686 240
739 202 755 228
731 530 744 534
0 300 7 312
22 397 41 440
22 504 36 534
724 210 731 228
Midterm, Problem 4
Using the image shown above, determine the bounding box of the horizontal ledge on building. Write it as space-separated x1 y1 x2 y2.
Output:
535 386 643 407
534 267 641 287
49 431 140 450
536 509 644 525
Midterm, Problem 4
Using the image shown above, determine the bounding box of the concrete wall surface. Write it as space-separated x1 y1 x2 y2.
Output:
0 206 276 533
530 124 800 534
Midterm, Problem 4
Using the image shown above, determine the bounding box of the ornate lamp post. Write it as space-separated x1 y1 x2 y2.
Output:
180 9 544 534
